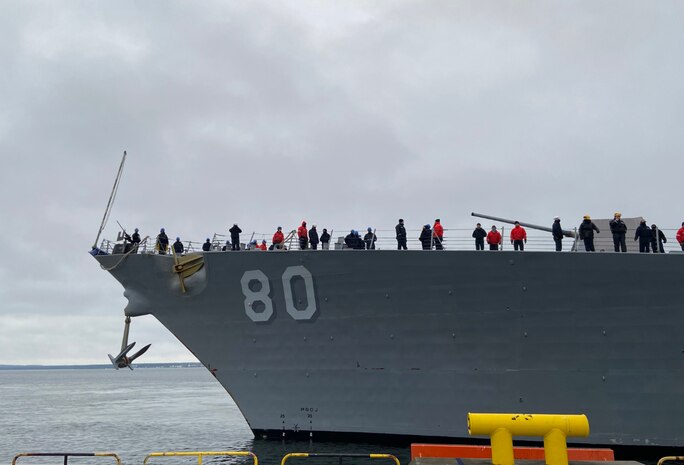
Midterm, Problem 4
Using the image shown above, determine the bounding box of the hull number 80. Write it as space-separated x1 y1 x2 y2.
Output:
240 266 317 322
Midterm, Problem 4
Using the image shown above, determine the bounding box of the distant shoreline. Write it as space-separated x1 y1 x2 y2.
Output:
0 362 203 370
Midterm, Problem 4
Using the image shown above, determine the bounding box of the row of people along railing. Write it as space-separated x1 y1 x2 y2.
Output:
98 227 682 255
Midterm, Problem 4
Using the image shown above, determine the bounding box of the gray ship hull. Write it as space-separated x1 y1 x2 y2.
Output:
95 250 684 447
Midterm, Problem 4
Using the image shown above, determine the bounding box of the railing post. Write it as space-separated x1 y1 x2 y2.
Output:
491 427 514 465
544 428 569 465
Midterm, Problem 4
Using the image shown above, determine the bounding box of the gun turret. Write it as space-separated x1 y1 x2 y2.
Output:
471 212 576 238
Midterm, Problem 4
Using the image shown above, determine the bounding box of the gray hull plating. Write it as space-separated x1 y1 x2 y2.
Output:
95 251 684 447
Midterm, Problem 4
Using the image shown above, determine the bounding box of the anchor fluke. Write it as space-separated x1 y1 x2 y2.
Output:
108 316 151 370
108 342 151 370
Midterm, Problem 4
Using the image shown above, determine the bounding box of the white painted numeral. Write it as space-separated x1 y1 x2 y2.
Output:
282 265 318 320
240 266 318 322
241 270 274 322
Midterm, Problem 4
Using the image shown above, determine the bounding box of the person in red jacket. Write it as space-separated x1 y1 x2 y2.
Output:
677 222 684 251
297 221 308 250
510 221 527 251
258 240 267 251
433 219 444 250
486 225 502 251
272 226 285 250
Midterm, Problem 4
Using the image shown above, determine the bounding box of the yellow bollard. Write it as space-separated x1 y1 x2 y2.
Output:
468 413 590 465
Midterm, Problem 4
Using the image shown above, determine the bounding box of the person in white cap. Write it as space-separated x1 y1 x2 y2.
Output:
552 216 563 252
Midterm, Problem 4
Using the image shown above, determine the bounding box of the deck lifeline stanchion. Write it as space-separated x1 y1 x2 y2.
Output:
467 413 590 465
12 452 122 465
281 453 400 465
143 451 258 465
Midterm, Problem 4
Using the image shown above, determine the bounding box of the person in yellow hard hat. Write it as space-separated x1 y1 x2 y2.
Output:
609 212 627 252
578 215 600 252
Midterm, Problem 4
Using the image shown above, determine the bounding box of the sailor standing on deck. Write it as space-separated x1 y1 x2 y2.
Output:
364 227 377 250
229 224 242 250
609 212 628 253
202 238 212 252
650 224 667 253
634 220 652 253
677 222 684 251
396 219 407 250
298 221 308 250
309 225 319 250
487 225 501 251
156 228 169 254
578 215 600 252
272 226 285 250
173 237 184 254
552 217 563 252
472 223 486 251
344 230 356 249
420 224 432 250
510 222 527 251
320 229 331 250
433 219 444 250
131 228 141 252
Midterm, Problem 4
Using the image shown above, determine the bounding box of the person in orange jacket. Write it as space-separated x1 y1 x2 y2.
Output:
677 222 684 251
258 240 268 251
510 221 527 251
297 221 308 250
486 225 502 251
432 219 444 250
272 226 285 250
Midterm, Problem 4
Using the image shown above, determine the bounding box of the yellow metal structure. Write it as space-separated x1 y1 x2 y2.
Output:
658 457 684 465
468 413 590 465
12 452 121 465
171 251 204 293
281 452 400 465
143 451 257 465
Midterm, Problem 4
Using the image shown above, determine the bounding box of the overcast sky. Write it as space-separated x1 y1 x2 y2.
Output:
1 1 683 364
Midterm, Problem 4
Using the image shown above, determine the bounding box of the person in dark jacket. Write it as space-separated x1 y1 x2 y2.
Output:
364 227 377 250
320 229 331 250
222 240 231 251
353 230 365 249
551 217 563 252
609 212 628 253
634 220 652 253
130 228 141 253
395 219 407 250
156 228 169 254
344 230 357 249
650 224 667 253
309 225 320 250
472 223 487 250
578 215 600 252
202 238 212 252
419 224 432 250
173 237 184 254
229 224 242 250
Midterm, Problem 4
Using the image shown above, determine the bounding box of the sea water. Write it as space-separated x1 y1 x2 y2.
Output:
0 368 410 465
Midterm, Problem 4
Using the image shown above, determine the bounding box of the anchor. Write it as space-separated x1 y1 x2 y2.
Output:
108 316 151 370
170 247 204 293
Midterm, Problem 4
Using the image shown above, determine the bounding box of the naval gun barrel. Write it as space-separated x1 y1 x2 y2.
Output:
471 212 576 238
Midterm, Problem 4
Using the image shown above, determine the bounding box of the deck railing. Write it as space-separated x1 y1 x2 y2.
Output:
97 228 682 255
